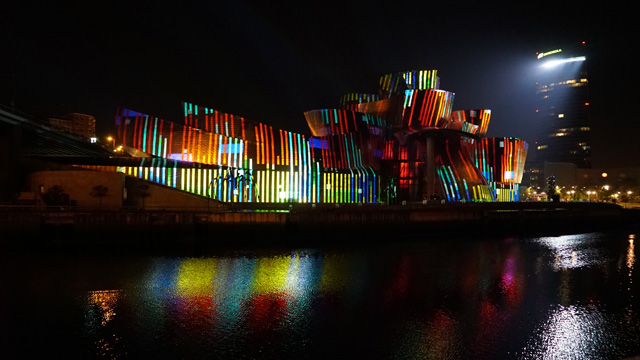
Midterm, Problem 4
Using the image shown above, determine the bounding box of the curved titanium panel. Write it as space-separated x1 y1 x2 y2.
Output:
452 109 491 136
401 89 455 129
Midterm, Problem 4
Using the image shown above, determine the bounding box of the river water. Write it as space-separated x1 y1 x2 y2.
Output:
1 230 639 359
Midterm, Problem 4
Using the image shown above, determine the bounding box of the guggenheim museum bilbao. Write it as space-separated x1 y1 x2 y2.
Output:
114 69 528 205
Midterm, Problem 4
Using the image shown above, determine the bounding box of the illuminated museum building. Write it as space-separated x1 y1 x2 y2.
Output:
114 70 528 204
534 43 591 168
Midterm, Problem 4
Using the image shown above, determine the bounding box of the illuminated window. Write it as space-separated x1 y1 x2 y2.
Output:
558 114 564 118
580 127 590 131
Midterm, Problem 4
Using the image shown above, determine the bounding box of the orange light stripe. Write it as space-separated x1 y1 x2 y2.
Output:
207 133 212 164
279 129 284 166
270 126 275 166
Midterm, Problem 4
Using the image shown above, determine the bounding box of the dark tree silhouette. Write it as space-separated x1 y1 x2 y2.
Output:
138 184 151 209
90 185 109 206
42 185 70 206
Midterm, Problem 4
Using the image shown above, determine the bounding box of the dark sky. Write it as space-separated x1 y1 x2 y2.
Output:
2 1 638 167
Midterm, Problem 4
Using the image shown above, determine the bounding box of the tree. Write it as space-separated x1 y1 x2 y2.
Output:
90 185 109 207
138 184 151 209
42 185 70 206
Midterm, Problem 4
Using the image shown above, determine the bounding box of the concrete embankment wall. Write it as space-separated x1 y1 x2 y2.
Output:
1 203 636 248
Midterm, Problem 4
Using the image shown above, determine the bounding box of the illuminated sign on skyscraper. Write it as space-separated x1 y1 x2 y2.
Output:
534 42 591 169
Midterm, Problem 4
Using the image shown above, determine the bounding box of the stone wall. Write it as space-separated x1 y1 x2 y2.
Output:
29 170 228 211
30 170 125 209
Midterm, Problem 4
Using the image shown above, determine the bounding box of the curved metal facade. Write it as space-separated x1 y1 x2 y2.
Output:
114 69 528 203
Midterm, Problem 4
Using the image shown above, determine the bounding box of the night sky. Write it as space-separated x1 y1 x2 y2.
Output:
2 2 638 167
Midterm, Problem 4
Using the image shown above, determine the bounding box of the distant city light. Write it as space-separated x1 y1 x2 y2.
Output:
540 56 586 69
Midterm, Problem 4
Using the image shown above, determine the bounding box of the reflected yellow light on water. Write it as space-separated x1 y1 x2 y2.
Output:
628 234 635 270
253 256 292 295
319 255 350 293
88 290 121 326
177 258 217 297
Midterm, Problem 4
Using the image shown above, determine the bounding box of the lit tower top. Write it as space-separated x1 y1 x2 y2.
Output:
534 41 591 168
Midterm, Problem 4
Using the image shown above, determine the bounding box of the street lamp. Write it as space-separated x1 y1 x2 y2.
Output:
106 136 115 150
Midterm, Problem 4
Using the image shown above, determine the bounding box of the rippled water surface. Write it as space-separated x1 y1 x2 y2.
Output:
1 231 638 359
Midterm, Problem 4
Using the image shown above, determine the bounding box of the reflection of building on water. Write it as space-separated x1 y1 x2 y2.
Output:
63 232 637 358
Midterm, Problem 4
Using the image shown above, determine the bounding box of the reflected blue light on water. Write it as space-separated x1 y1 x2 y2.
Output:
2 231 639 359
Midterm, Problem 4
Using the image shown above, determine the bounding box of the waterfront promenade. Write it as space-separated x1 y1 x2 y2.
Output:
1 202 638 250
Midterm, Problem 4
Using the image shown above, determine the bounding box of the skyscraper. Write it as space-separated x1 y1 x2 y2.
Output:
534 42 591 168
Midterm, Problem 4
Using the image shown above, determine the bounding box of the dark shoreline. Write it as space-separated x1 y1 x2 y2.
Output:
1 202 638 255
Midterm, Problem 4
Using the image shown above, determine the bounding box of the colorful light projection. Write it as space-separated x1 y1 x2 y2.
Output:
434 136 495 202
114 69 527 203
473 138 528 202
114 105 379 204
335 70 498 202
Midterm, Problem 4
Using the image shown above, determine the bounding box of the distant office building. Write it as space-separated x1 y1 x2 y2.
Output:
525 42 592 193
533 42 591 169
48 113 96 140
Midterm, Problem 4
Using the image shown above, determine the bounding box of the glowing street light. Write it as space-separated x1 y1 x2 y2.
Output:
106 136 115 150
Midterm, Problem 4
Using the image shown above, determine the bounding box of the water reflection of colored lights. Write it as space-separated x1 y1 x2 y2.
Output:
86 290 123 358
144 253 339 321
499 258 521 304
523 304 614 359
423 309 462 359
535 234 603 270
88 290 121 326
628 234 636 270
177 258 218 297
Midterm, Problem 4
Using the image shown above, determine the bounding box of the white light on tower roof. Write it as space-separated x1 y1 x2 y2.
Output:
540 56 586 69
